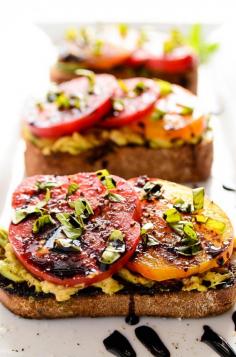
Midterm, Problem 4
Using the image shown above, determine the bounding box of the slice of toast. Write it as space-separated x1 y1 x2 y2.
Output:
25 138 213 182
0 274 234 319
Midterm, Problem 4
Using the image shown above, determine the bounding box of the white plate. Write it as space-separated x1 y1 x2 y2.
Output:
0 23 235 357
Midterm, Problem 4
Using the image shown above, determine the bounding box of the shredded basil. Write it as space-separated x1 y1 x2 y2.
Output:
156 79 173 96
105 192 125 203
195 214 208 223
150 108 166 121
56 212 83 240
178 104 193 116
112 98 125 112
66 182 79 198
117 80 129 94
92 39 104 56
118 23 128 38
99 230 125 265
163 208 181 223
36 181 57 191
33 214 55 234
96 169 116 190
205 218 225 234
141 222 159 247
75 68 96 93
137 28 148 48
142 181 162 200
193 187 205 211
173 198 192 213
133 82 148 96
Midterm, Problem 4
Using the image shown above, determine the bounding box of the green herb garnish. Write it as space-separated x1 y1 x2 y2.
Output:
173 198 192 213
205 218 226 234
142 181 162 200
163 208 181 223
33 214 55 234
112 98 125 112
0 228 8 249
56 212 83 239
99 230 125 265
36 181 57 191
133 81 148 96
75 68 96 94
66 182 79 198
141 222 159 247
156 79 173 97
105 192 125 203
193 187 205 211
118 23 128 38
96 169 116 190
163 29 184 54
65 27 78 41
150 108 166 121
93 38 104 56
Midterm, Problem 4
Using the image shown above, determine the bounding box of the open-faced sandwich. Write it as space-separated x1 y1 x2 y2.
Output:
0 171 235 319
24 72 213 182
51 25 198 93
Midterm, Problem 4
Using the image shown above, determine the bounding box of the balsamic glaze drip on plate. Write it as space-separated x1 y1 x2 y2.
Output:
222 185 236 192
125 294 140 325
232 311 236 331
201 325 236 357
135 325 170 357
103 330 136 357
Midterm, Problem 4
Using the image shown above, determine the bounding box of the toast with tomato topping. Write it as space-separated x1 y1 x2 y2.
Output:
50 25 198 93
0 172 235 319
23 75 212 182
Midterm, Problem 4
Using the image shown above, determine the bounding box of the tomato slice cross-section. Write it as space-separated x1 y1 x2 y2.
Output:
25 74 117 138
9 172 141 287
101 78 159 128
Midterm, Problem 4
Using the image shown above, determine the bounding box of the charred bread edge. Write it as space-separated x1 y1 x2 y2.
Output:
0 281 235 319
25 138 213 183
50 64 198 94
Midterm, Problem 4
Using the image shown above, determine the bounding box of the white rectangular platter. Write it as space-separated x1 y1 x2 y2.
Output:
0 22 235 357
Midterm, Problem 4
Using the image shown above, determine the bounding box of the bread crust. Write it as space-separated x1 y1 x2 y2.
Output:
0 283 235 319
25 139 213 182
50 64 198 93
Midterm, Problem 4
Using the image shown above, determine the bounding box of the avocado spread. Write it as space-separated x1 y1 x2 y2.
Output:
23 125 206 156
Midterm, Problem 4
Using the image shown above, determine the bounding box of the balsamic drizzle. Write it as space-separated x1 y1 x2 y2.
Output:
135 326 170 357
103 330 136 357
201 325 236 357
222 185 236 192
125 294 140 326
232 311 236 331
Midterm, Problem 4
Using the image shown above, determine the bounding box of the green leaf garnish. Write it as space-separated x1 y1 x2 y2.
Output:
117 80 129 94
75 68 96 93
156 80 173 97
133 81 148 96
173 198 192 213
105 192 125 203
150 108 166 121
163 208 181 223
96 169 116 190
65 27 78 41
12 196 48 225
195 214 208 223
118 23 128 38
112 98 125 112
36 181 57 191
142 181 162 200
33 214 55 234
92 38 104 56
56 212 83 239
193 187 205 211
163 29 184 54
0 228 8 249
186 24 219 63
99 229 125 265
137 28 149 48
74 198 94 219
205 218 226 234
66 182 79 198
178 104 193 115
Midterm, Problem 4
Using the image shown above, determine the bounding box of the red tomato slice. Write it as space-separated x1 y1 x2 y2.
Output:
125 48 149 67
9 173 141 287
100 78 159 128
146 47 196 73
25 74 117 138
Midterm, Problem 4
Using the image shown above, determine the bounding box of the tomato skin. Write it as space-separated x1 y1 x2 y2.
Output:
101 78 159 128
146 48 197 73
9 173 141 287
25 74 117 138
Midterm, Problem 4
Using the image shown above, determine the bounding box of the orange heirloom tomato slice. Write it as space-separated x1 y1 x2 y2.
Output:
127 177 234 281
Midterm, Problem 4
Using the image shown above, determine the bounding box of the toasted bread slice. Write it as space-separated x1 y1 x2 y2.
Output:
25 138 213 182
0 275 235 319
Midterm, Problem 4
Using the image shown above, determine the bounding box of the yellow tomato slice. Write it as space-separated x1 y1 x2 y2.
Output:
129 84 207 142
127 179 234 281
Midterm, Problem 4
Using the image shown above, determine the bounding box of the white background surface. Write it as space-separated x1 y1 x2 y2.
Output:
0 1 236 356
